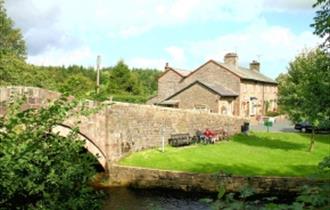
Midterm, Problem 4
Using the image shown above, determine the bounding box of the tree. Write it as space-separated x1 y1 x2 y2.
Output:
0 97 104 209
278 49 330 151
311 0 330 50
60 74 95 98
108 60 144 95
0 0 26 59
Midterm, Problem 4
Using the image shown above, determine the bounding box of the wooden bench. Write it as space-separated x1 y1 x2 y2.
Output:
168 133 191 147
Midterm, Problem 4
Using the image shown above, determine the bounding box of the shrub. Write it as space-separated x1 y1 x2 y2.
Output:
0 97 104 209
266 111 280 117
112 94 148 104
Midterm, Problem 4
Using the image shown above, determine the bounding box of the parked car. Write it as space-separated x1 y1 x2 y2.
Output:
294 122 312 132
294 121 330 133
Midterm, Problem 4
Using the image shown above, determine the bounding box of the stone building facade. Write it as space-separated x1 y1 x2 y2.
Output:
147 53 278 118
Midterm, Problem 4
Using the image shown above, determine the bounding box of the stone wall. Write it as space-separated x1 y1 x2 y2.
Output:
239 81 278 117
157 70 183 101
184 61 241 94
0 87 247 168
105 102 246 162
171 83 220 113
108 165 328 193
0 86 60 115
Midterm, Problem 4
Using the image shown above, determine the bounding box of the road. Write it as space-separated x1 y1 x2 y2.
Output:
250 117 297 132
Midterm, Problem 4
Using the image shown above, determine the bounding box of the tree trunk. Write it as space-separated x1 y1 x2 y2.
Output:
308 128 315 152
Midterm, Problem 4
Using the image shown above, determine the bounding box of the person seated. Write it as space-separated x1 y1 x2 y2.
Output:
203 128 216 144
195 130 206 143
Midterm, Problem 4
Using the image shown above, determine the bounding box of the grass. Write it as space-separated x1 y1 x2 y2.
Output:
119 132 330 177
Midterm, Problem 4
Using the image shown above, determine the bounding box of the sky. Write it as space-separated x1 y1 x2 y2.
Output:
5 0 322 79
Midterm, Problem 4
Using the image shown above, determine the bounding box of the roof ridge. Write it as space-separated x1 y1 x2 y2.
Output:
215 61 277 84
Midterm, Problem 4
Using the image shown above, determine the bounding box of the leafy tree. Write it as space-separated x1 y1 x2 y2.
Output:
0 0 26 59
0 97 104 209
132 68 161 95
311 0 330 49
108 60 141 95
278 49 330 151
60 74 95 98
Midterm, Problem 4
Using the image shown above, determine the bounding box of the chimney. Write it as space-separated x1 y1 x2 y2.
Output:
165 62 169 70
224 52 238 67
250 60 260 72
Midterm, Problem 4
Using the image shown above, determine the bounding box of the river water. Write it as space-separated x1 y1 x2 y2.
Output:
102 187 214 210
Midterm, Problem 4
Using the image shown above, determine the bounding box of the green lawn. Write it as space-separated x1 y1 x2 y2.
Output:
119 132 330 177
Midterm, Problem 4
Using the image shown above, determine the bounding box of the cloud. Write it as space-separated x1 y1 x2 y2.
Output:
4 0 317 72
5 0 81 55
187 19 321 78
27 46 95 67
118 25 151 38
165 46 186 66
263 0 314 12
126 57 166 70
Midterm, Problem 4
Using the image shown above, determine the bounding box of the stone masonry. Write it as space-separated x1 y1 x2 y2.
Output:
108 165 328 194
0 87 247 170
148 53 278 118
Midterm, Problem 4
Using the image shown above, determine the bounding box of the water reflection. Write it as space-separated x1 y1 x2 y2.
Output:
103 187 213 210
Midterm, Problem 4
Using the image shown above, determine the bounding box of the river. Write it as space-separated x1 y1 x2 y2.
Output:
102 187 214 210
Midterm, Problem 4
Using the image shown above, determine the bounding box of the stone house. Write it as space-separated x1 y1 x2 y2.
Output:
147 53 278 118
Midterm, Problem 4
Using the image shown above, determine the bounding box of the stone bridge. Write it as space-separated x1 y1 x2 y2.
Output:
0 86 246 171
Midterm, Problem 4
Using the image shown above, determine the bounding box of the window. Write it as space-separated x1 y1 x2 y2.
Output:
194 104 209 112
250 98 257 116
221 105 228 115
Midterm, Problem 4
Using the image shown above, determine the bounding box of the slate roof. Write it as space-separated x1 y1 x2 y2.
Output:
216 62 277 84
204 82 239 96
171 67 191 76
162 80 238 103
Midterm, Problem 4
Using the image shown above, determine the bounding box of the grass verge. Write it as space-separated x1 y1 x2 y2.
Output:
119 132 330 177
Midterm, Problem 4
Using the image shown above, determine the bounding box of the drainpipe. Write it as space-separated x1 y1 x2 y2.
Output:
262 84 265 115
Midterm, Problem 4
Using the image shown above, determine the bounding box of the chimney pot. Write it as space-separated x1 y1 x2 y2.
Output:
165 62 169 70
250 60 260 72
224 52 238 67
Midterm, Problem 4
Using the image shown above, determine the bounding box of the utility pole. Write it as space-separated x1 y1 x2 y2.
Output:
96 55 101 94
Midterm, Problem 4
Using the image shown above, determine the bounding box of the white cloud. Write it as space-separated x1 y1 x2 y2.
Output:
187 20 321 78
165 46 186 66
5 0 317 72
27 46 95 67
119 25 151 38
263 0 314 12
127 57 166 70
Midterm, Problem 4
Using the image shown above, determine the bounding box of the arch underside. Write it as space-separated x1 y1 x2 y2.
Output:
52 124 107 170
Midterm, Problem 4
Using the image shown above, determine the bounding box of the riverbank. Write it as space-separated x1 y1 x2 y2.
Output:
101 164 329 194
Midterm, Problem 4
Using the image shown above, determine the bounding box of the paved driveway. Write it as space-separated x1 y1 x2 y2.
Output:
250 117 297 132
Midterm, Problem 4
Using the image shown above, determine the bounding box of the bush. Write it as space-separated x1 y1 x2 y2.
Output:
266 111 281 117
0 97 104 209
112 94 148 104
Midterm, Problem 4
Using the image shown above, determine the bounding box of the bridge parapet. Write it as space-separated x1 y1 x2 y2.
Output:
1 86 248 172
0 86 61 115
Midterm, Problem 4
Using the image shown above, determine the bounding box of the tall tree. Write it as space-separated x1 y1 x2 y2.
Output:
60 73 95 98
0 0 26 59
311 0 330 49
108 60 144 95
278 49 330 151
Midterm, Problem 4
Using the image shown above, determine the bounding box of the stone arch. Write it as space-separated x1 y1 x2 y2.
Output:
52 124 107 170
